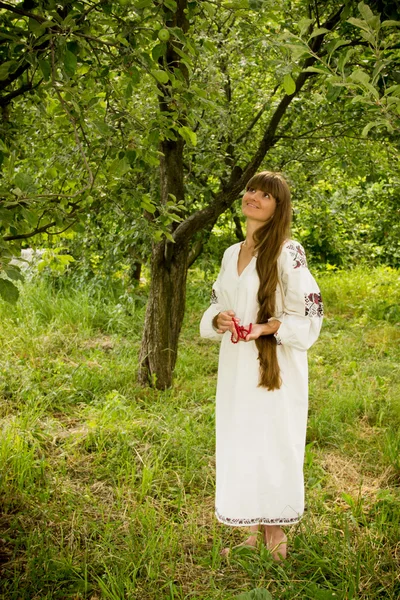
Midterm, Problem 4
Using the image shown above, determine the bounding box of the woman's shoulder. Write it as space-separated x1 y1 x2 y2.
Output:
222 242 241 261
280 239 308 270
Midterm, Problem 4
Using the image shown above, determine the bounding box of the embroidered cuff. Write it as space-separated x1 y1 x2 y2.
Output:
274 331 283 345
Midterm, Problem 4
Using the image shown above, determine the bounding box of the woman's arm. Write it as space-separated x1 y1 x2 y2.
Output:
244 242 323 349
244 320 281 341
200 247 236 340
271 242 323 350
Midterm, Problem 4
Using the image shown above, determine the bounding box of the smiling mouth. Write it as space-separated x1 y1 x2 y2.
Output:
246 203 259 209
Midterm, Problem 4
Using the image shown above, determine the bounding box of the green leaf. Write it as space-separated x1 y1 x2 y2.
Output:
349 69 370 85
309 27 330 39
129 67 141 84
347 17 369 32
0 61 18 81
126 150 137 164
110 156 131 176
178 126 197 146
38 59 51 81
327 38 350 54
164 231 175 243
297 17 313 35
94 120 113 136
358 1 374 21
164 0 177 10
21 208 38 226
64 49 77 77
362 120 393 136
151 69 169 84
303 66 331 75
223 0 249 8
235 589 273 600
362 122 378 137
135 0 153 7
386 85 400 96
326 83 342 102
141 202 156 214
0 279 19 304
338 48 354 71
125 82 133 98
360 29 375 44
364 82 379 100
4 267 23 282
29 17 45 36
283 73 296 95
14 172 36 193
141 194 156 214
381 20 400 28
286 43 309 62
152 43 166 61
367 16 380 31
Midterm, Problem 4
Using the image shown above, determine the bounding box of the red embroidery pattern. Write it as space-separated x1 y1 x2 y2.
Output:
286 242 308 269
305 292 324 317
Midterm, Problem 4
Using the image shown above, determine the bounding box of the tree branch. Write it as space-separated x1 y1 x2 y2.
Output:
0 79 42 107
0 1 46 22
234 85 279 145
0 62 30 93
3 220 57 241
172 4 346 245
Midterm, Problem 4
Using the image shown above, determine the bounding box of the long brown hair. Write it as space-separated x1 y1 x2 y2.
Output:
246 171 292 390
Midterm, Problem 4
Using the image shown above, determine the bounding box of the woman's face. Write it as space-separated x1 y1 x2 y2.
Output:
242 187 277 223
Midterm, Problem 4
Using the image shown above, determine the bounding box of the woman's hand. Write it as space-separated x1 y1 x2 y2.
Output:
244 320 281 341
213 310 238 334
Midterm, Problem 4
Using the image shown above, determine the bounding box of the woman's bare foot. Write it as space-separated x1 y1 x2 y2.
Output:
221 525 260 557
263 525 287 561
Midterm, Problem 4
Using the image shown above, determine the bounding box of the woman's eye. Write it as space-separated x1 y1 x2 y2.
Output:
264 193 270 198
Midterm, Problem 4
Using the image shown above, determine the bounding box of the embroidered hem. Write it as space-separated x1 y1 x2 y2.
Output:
215 508 301 526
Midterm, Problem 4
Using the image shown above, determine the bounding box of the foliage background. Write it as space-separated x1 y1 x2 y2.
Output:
0 0 400 597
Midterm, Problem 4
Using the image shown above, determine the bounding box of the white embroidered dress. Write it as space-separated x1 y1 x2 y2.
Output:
200 240 323 525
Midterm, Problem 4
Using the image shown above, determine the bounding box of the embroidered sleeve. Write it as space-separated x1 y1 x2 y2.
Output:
210 288 219 304
272 241 323 350
305 292 324 318
286 241 308 269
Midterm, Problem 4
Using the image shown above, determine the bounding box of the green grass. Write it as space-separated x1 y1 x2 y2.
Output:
0 268 399 599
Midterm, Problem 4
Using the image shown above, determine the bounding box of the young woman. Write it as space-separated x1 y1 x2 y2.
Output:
200 171 323 560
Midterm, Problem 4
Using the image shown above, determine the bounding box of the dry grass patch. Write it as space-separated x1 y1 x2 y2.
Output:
321 450 394 502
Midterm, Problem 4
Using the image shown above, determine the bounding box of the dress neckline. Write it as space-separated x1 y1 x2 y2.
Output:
236 242 256 278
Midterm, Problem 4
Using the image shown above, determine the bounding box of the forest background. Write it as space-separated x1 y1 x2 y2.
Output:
0 0 399 599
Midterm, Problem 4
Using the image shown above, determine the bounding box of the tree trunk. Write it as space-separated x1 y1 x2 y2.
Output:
137 241 189 389
137 139 187 389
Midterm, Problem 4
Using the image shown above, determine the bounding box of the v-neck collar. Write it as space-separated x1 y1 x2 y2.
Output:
236 242 256 278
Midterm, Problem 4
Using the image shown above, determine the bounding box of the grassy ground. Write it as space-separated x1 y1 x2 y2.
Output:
0 267 399 600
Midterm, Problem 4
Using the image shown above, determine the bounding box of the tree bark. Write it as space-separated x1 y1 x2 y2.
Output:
137 241 189 389
137 138 188 389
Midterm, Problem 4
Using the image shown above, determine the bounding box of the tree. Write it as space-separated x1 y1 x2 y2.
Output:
137 0 383 388
1 0 399 388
